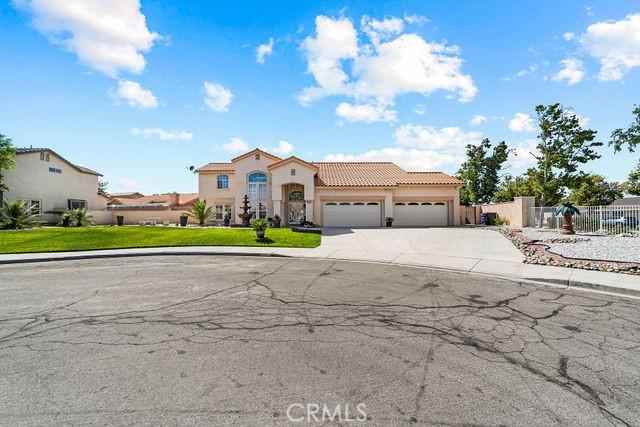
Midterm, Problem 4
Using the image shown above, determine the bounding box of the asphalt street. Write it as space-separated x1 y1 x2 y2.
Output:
0 256 639 425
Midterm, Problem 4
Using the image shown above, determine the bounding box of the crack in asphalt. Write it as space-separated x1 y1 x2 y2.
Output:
0 256 639 425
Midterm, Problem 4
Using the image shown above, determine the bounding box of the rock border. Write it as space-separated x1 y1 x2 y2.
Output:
488 226 640 275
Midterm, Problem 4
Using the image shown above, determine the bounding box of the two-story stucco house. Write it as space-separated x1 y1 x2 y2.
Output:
2 148 107 223
196 148 464 227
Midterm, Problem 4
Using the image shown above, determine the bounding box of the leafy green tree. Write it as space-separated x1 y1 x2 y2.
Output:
568 174 623 206
98 180 109 196
188 199 213 225
0 134 16 200
0 200 36 229
493 170 555 205
456 139 511 205
624 160 640 196
529 104 601 207
610 105 640 153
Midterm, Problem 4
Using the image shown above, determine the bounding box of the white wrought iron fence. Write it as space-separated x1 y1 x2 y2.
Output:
529 205 640 234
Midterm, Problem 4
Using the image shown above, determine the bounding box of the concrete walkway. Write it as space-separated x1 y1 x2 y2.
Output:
1 228 638 296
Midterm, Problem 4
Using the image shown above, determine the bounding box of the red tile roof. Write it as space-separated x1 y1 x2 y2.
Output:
194 163 235 172
312 163 462 187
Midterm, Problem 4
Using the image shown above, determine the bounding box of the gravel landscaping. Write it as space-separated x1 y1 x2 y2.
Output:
521 228 640 263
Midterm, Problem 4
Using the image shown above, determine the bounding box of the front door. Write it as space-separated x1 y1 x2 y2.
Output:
288 202 305 224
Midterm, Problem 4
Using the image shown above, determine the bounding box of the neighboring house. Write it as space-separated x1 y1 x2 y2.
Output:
2 147 107 223
612 197 640 206
196 148 464 227
107 192 200 225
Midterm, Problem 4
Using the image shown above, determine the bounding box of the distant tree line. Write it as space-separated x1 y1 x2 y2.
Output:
457 103 640 207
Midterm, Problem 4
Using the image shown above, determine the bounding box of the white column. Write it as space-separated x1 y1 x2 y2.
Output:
384 190 393 219
273 200 282 218
305 200 313 224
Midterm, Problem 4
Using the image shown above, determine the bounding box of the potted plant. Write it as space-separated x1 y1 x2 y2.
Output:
179 215 188 227
223 211 231 227
58 211 72 227
555 202 580 235
385 217 394 227
272 214 281 228
252 218 268 239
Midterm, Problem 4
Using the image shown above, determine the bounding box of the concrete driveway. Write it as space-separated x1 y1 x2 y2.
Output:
1 256 639 425
320 227 524 265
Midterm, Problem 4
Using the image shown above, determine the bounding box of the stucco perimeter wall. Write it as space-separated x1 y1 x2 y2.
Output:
105 210 200 225
477 196 535 228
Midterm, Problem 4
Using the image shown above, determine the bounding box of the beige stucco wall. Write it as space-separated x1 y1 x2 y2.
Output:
270 160 316 222
3 152 106 223
106 209 200 225
477 196 535 228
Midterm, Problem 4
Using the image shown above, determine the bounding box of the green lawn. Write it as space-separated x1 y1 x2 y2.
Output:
0 226 321 254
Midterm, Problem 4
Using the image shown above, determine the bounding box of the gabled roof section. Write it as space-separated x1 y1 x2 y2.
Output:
267 156 319 171
194 163 235 173
313 162 408 187
15 147 102 176
231 148 282 163
312 162 463 187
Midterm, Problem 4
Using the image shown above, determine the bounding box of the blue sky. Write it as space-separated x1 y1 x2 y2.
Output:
1 1 639 194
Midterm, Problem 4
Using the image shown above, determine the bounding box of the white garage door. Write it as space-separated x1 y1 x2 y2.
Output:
323 201 381 227
393 202 448 227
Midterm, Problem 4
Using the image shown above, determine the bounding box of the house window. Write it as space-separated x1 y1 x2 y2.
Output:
23 199 42 216
40 152 44 161
46 153 50 161
247 172 267 218
48 167 62 174
289 191 304 201
255 153 260 160
291 168 296 176
217 175 229 189
68 199 87 210
215 204 233 220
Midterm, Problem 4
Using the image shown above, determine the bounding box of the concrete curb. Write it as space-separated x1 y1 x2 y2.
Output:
1 248 639 299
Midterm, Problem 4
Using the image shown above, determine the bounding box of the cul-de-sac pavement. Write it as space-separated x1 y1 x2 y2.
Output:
1 255 639 425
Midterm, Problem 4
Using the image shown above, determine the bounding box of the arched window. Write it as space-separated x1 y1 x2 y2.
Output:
247 172 267 218
289 191 304 201
217 175 229 189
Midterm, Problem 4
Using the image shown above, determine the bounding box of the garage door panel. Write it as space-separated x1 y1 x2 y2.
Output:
394 203 448 227
323 202 381 227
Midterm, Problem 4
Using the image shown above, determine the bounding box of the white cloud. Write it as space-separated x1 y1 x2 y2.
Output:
325 123 482 171
507 139 539 169
413 103 426 115
15 0 160 77
360 15 404 45
508 112 535 133
256 37 274 64
403 14 428 25
115 177 140 191
552 58 585 85
470 114 487 126
563 32 576 41
271 140 294 155
298 15 477 122
394 124 482 150
131 128 193 141
580 13 640 81
203 81 233 112
111 80 158 109
222 137 248 152
335 102 397 123
503 64 538 81
325 147 457 171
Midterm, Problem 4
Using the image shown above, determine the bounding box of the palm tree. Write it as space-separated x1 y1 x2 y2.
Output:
188 199 213 226
70 208 94 226
555 202 580 235
0 200 36 229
